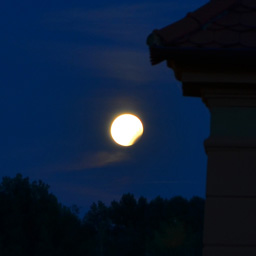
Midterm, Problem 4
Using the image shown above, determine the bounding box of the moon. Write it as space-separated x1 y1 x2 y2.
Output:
110 114 144 146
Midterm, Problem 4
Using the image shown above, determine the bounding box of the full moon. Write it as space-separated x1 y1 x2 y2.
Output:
110 114 143 146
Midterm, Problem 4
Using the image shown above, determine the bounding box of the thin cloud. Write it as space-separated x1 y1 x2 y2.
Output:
42 2 201 44
39 1 204 84
85 47 156 83
56 151 130 171
143 180 203 185
32 41 167 84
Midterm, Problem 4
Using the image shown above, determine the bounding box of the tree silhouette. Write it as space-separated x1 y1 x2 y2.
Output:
84 193 204 256
0 174 204 256
0 174 82 256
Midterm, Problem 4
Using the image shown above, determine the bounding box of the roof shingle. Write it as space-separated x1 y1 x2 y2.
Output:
148 0 256 64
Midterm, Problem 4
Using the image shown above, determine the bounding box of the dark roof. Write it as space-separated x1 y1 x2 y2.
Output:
148 0 256 65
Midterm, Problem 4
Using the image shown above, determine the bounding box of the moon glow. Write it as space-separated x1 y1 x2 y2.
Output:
110 114 143 146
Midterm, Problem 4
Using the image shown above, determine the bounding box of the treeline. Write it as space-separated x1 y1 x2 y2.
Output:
0 174 204 256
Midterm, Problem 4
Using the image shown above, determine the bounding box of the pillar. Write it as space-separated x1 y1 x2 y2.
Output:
202 85 256 256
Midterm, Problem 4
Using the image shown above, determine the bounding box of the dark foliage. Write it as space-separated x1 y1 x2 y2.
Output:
0 174 204 256
84 193 204 256
0 174 83 256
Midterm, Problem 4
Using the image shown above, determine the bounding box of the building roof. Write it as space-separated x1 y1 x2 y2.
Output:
148 0 256 65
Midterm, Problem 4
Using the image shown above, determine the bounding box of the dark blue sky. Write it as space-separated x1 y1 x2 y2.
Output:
1 0 209 214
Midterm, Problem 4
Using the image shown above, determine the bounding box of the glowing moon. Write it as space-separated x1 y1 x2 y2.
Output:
110 114 143 146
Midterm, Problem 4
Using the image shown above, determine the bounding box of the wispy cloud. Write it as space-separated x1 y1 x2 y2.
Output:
43 2 195 42
142 180 203 185
75 46 156 83
38 1 203 83
55 150 130 171
30 40 168 83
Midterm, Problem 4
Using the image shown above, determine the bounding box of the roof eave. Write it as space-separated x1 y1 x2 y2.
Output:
149 46 256 66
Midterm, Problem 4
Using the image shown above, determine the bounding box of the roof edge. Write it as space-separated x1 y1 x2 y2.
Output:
150 0 238 47
149 46 256 65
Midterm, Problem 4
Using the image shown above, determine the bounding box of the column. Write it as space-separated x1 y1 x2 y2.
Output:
202 86 256 256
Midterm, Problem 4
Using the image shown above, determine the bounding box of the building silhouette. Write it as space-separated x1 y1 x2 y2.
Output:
148 0 256 255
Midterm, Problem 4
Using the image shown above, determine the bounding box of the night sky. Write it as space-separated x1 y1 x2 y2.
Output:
1 0 210 214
